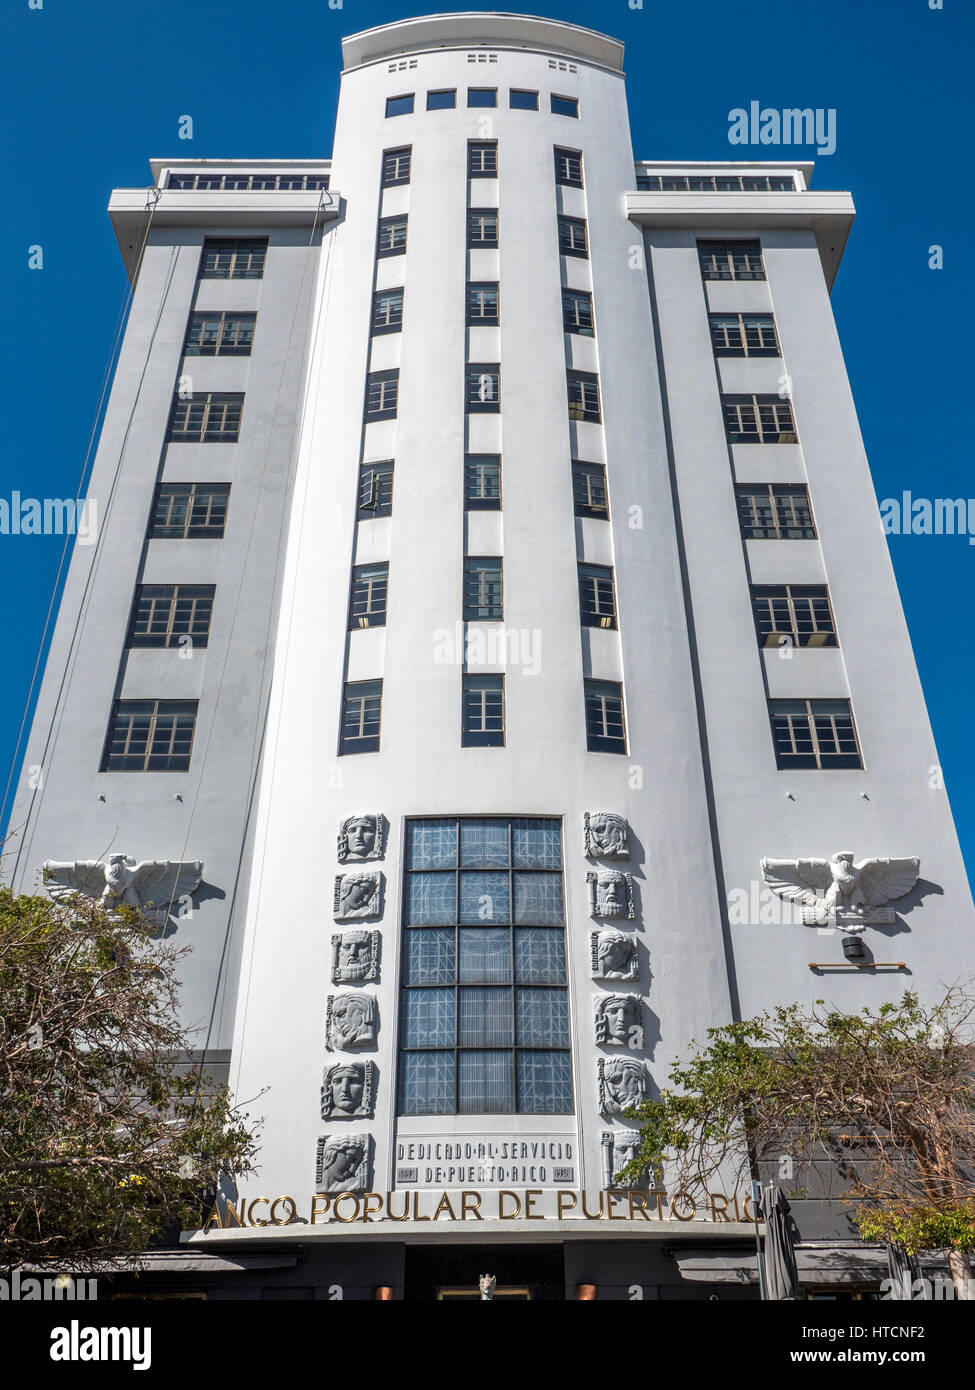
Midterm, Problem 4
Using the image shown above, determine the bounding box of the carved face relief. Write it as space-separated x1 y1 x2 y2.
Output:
333 872 382 921
587 870 635 921
584 812 629 860
331 930 379 983
591 929 638 981
337 814 383 863
316 1134 371 1192
326 992 378 1050
602 1131 644 1188
598 1058 648 1116
594 994 643 1048
321 1060 375 1119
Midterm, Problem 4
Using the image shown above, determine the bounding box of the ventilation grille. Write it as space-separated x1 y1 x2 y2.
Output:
549 59 578 73
388 59 418 72
467 52 498 63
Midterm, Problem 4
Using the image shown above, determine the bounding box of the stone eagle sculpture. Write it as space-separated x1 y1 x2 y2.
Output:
760 850 919 929
42 853 204 916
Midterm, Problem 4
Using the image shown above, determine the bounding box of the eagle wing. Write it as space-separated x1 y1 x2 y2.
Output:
42 861 105 899
760 857 833 907
130 860 203 908
855 857 920 909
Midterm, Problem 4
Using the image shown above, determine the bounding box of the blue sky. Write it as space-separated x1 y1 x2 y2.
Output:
1 0 972 886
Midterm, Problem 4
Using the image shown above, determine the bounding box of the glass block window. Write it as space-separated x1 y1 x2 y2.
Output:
340 680 382 755
468 142 498 178
466 363 500 413
468 208 499 248
735 483 816 539
567 370 601 423
101 700 198 772
398 816 572 1116
769 698 862 770
562 289 594 336
466 282 500 326
148 482 230 539
371 287 404 335
198 238 267 280
365 369 399 422
357 459 394 519
558 215 588 258
382 147 412 187
166 392 244 443
554 147 583 188
709 312 780 358
572 460 608 519
377 215 408 257
697 239 766 281
463 557 503 620
465 453 501 510
585 679 627 754
183 311 256 357
751 584 837 648
723 394 797 444
349 562 389 630
462 675 505 747
126 584 215 648
578 563 617 629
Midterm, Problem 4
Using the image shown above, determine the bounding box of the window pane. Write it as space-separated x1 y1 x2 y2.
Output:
514 928 567 984
458 928 511 983
399 1052 454 1115
403 988 455 1047
517 988 570 1046
459 987 513 1045
407 819 457 869
513 872 564 925
406 872 456 924
512 818 562 868
459 871 510 924
427 89 456 110
460 817 509 866
459 1050 513 1113
404 928 455 984
516 1051 573 1114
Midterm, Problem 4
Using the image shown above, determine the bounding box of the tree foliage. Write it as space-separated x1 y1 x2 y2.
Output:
622 990 975 1286
0 884 260 1269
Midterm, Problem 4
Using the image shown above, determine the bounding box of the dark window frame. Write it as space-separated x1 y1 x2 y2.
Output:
769 698 863 770
462 674 506 747
382 147 412 187
554 146 583 188
584 679 627 754
572 460 609 519
466 282 500 327
340 679 383 755
466 363 501 414
126 584 216 649
735 483 817 540
377 215 408 258
357 459 394 520
467 207 499 248
148 482 230 539
183 311 256 358
465 454 502 511
371 287 404 336
578 563 617 629
463 556 503 622
349 562 390 630
567 370 600 423
101 699 199 773
365 369 399 422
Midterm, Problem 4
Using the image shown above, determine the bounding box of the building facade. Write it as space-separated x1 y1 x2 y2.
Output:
7 12 974 1300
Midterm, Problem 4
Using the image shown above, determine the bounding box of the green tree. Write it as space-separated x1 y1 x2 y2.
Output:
622 990 975 1298
0 883 260 1270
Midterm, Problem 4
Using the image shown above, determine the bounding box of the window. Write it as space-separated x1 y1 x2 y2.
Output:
462 675 505 747
398 816 572 1117
149 483 230 539
382 147 412 187
386 94 414 117
468 208 499 248
464 557 503 621
167 392 243 443
126 584 215 649
752 585 836 648
377 215 408 257
101 700 198 772
468 88 497 107
637 173 794 193
562 289 594 336
723 394 797 444
558 215 588 259
769 699 862 770
469 142 498 178
365 369 399 422
510 89 538 110
554 147 583 188
172 173 328 192
183 311 256 357
578 564 617 629
567 370 600 423
427 89 456 110
585 680 626 753
357 459 394 519
466 363 500 413
199 238 267 280
572 460 608 519
371 288 404 335
709 313 780 357
340 680 382 755
465 454 501 510
698 239 766 281
349 563 389 630
466 282 499 326
551 94 579 117
735 484 816 540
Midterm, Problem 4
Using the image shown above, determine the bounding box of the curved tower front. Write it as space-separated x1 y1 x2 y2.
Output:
223 14 735 1286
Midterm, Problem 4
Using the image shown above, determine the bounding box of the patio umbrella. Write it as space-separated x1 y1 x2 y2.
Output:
886 1242 923 1300
760 1182 800 1300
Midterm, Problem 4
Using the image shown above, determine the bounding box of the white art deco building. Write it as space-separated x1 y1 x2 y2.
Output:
8 12 975 1299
